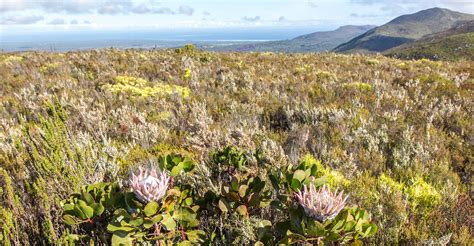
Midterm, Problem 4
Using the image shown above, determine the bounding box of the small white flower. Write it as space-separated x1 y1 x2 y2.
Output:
129 167 169 203
295 184 348 221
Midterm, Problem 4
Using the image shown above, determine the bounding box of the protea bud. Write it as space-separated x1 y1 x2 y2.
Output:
130 167 170 203
295 184 348 221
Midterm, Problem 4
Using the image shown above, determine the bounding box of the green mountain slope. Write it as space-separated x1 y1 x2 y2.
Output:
333 8 474 53
210 25 375 52
386 21 474 61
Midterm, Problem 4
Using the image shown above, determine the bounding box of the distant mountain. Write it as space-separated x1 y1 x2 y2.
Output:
333 8 474 53
209 25 375 52
386 20 474 61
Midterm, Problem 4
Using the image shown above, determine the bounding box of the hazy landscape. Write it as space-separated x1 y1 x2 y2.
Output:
0 1 473 245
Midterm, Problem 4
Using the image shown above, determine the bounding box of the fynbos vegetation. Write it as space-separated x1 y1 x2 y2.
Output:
0 46 472 244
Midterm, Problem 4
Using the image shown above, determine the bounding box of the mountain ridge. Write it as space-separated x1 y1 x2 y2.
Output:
385 20 474 60
333 7 474 53
209 25 375 52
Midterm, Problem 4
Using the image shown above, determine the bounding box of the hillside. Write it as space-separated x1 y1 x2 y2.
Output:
210 25 375 52
334 8 474 53
1 48 473 244
386 21 474 61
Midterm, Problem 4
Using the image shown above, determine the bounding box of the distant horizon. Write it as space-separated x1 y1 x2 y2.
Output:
1 1 473 33
1 3 473 52
1 26 336 52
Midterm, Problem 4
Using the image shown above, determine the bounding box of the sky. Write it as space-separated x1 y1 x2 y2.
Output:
0 0 473 34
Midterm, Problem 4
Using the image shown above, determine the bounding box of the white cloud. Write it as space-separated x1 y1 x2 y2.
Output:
48 18 66 25
153 7 175 14
131 4 151 14
242 16 261 22
308 1 318 8
178 5 194 16
0 15 44 25
0 0 100 14
97 0 133 15
0 0 28 12
0 0 195 15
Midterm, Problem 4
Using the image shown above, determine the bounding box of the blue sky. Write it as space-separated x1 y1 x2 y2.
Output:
1 0 473 33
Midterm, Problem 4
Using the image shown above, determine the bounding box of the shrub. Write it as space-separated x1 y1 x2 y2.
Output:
2 48 470 244
405 177 440 215
103 76 190 98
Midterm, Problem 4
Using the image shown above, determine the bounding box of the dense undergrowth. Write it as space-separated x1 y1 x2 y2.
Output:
0 46 472 244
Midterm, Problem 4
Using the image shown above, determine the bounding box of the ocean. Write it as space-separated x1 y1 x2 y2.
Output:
0 26 328 52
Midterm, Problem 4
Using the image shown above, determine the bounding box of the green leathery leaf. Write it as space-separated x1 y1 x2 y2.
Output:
111 231 134 246
306 220 325 236
218 199 229 213
107 222 136 233
161 214 176 230
90 203 105 216
236 205 248 217
62 203 75 212
182 158 194 171
143 200 159 217
290 179 301 190
62 214 79 225
129 217 144 227
173 207 196 222
171 164 184 176
77 200 94 219
186 230 206 243
184 197 193 206
81 191 95 205
293 170 306 182
238 185 248 198
344 220 356 231
143 214 163 229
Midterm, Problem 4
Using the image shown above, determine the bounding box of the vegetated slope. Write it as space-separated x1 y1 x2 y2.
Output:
211 25 375 52
334 8 474 53
386 20 474 61
1 48 473 244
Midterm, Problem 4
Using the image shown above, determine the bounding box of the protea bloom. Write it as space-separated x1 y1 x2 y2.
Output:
295 184 348 221
130 167 170 203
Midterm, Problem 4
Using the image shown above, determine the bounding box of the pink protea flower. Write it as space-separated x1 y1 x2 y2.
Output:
130 167 170 203
295 184 348 221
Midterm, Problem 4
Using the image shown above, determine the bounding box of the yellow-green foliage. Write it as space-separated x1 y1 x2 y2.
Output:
405 177 440 212
0 168 18 245
367 59 379 65
294 64 311 74
301 155 349 188
175 43 196 54
378 174 440 214
414 58 441 67
324 169 350 188
103 76 190 98
2 55 23 65
315 70 337 81
418 73 452 85
148 111 172 122
397 62 408 69
378 174 404 192
183 68 192 80
344 82 373 92
114 75 148 86
0 208 15 245
39 62 59 74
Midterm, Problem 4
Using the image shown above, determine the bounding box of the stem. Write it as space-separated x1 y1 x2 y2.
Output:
180 224 186 240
